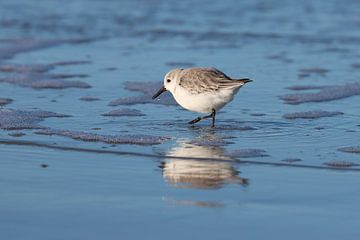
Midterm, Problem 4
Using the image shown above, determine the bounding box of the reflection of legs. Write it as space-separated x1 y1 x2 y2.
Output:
188 109 216 128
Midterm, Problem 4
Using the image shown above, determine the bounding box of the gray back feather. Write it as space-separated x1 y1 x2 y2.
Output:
178 68 246 94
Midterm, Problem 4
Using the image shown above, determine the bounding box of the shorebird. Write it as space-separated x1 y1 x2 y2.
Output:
153 67 252 127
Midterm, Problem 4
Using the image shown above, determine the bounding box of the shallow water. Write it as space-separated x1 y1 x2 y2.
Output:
1 0 360 239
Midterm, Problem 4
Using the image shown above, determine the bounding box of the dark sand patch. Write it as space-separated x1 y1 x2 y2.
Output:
351 63 360 69
50 61 91 66
0 62 91 89
0 64 53 73
297 67 329 79
286 85 329 91
338 146 360 154
79 96 101 101
281 158 302 163
298 73 310 79
102 67 118 71
35 129 169 145
109 94 176 106
250 113 266 116
108 95 150 106
0 61 89 73
101 108 145 117
0 97 12 106
320 47 351 54
0 74 91 89
280 82 360 104
324 161 359 168
0 108 70 130
299 67 329 75
8 132 26 137
50 73 89 79
266 52 293 63
283 110 343 119
0 38 94 60
228 149 268 158
40 164 49 168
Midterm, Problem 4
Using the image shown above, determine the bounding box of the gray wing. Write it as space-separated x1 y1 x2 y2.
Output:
178 68 245 94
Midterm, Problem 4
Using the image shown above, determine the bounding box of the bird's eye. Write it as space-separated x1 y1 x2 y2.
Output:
166 79 171 83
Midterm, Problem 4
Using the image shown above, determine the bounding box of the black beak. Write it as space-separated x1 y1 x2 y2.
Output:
152 86 167 99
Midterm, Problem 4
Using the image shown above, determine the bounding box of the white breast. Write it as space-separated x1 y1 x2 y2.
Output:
172 86 238 114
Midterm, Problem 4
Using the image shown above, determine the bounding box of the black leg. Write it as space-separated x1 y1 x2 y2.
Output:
211 109 216 128
188 109 216 127
188 117 202 124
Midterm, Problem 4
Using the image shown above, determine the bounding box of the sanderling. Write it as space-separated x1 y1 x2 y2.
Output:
152 67 252 127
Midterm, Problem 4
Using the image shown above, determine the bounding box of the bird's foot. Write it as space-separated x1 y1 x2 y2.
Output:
188 117 202 124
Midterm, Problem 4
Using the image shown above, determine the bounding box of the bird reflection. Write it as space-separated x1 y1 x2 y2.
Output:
159 141 248 189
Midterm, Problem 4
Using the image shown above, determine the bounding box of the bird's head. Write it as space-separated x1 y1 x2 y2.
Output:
152 69 182 99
